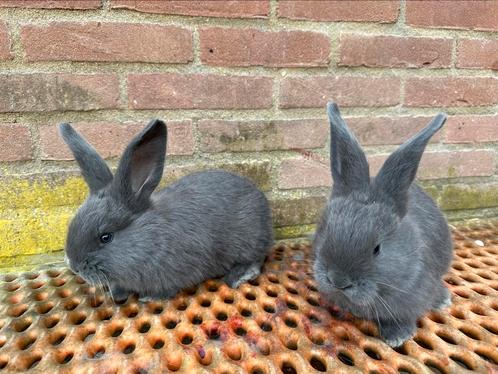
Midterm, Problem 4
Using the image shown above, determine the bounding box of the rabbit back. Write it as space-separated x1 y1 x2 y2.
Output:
146 169 273 289
59 119 273 300
405 183 453 277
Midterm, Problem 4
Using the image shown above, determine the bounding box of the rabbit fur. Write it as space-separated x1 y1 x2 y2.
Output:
59 119 274 301
313 102 453 347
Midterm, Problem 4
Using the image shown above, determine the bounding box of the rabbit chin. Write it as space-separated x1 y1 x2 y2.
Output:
340 286 376 307
321 282 378 318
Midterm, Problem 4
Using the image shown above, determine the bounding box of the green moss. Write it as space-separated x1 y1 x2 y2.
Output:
271 196 326 227
223 162 272 191
420 185 440 202
439 184 498 211
275 224 316 240
447 166 458 179
160 161 272 191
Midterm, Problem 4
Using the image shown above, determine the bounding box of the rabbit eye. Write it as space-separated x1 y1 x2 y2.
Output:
373 244 380 256
100 232 113 244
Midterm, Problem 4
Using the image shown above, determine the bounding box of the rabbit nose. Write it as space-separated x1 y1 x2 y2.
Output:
328 271 352 290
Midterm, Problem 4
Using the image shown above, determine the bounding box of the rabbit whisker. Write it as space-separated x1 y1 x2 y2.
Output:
87 274 98 305
94 273 105 300
376 282 408 294
100 271 116 306
376 294 401 330
370 302 381 331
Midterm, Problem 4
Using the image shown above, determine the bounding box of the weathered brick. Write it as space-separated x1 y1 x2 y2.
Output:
111 0 269 18
278 158 331 189
347 116 440 145
339 34 452 68
405 77 498 107
271 196 327 227
0 22 12 60
199 119 327 153
40 121 193 160
438 183 498 211
278 0 399 23
280 76 400 108
21 22 192 63
406 1 498 31
128 73 272 110
0 74 119 112
200 27 330 67
457 39 498 70
369 150 495 180
0 124 32 161
280 147 494 189
162 161 272 192
280 116 440 147
444 116 498 144
0 0 101 9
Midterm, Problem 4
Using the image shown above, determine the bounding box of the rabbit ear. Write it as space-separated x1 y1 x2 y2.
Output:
327 102 370 196
58 123 113 193
112 119 167 210
373 113 447 215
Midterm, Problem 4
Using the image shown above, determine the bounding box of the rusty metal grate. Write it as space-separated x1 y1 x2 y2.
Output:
1 222 498 373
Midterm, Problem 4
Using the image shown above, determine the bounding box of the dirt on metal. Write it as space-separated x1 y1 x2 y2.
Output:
1 222 497 373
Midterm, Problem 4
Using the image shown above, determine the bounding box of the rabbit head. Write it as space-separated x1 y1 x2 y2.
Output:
313 102 447 308
59 120 167 285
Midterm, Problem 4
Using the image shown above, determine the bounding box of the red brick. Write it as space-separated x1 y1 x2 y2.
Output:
278 0 399 23
0 0 101 9
0 22 12 60
200 27 330 67
339 34 452 68
199 119 328 153
0 124 32 161
405 77 498 107
419 150 495 179
406 1 498 31
278 158 331 189
111 0 269 18
0 74 119 112
346 116 440 145
280 76 400 108
21 22 192 63
369 150 495 180
457 39 498 70
128 73 272 110
40 121 193 160
444 116 498 144
279 147 494 189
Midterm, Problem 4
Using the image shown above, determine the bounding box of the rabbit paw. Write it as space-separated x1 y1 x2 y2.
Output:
380 321 416 348
432 285 452 311
110 286 131 303
224 262 262 289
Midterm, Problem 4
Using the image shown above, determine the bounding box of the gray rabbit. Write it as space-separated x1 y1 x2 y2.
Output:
313 102 453 347
59 119 273 301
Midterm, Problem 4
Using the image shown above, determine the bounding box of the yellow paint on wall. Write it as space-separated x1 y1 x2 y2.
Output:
0 175 88 211
0 206 76 258
0 175 87 261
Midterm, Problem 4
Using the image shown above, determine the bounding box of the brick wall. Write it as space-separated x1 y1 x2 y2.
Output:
0 0 497 262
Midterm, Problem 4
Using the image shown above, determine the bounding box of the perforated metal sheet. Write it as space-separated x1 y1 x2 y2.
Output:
1 221 497 373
